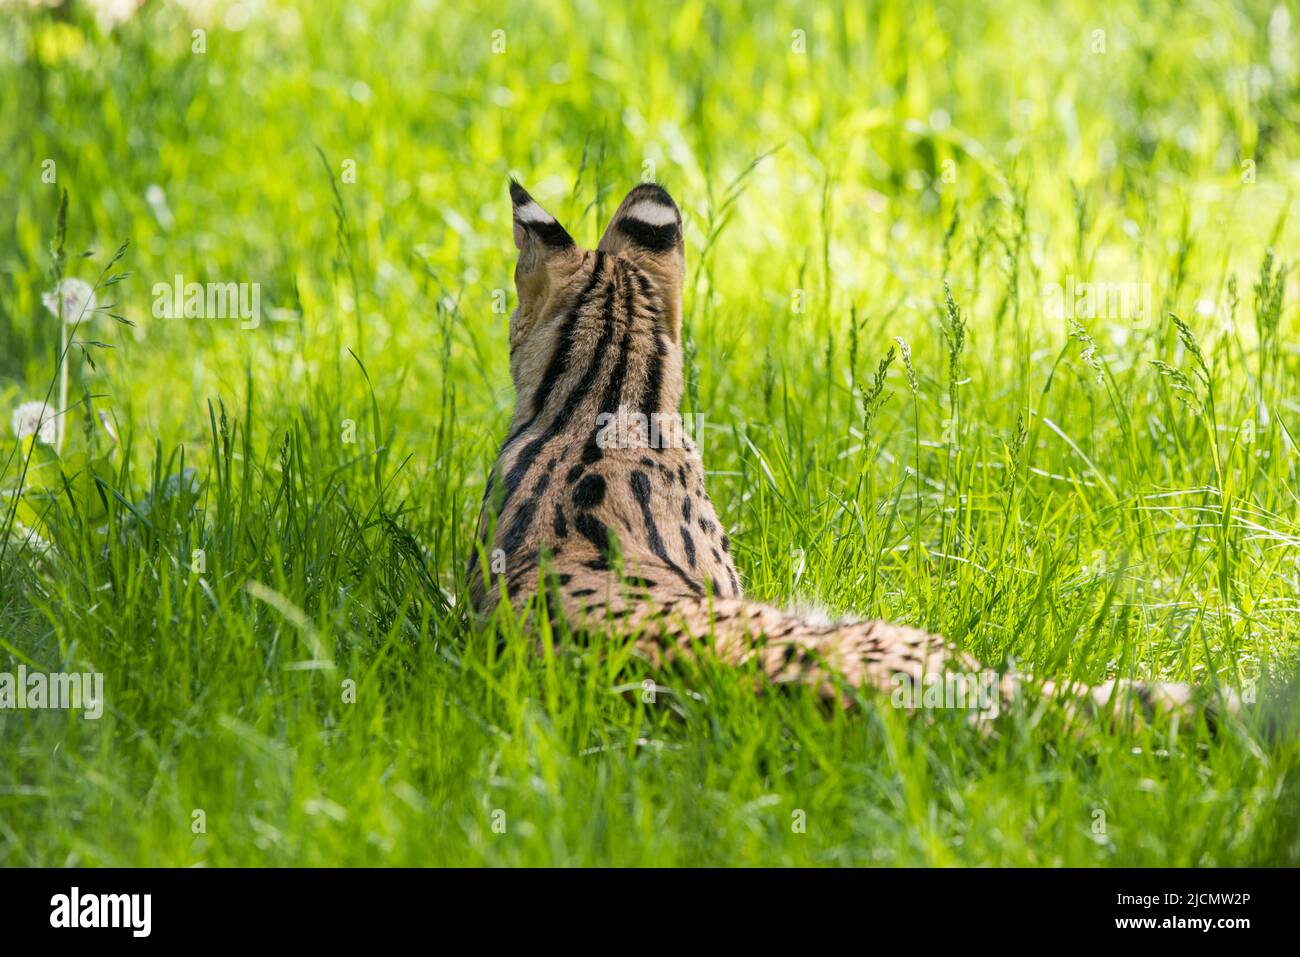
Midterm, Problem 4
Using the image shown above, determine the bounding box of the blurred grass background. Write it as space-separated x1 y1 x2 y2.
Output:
0 0 1298 865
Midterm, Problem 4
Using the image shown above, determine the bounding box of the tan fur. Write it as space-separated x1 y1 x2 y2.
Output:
469 181 1231 725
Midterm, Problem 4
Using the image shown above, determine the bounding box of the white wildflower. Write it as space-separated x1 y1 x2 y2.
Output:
41 277 97 325
11 401 56 445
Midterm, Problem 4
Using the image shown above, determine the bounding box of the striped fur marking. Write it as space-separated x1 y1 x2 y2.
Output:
617 218 679 252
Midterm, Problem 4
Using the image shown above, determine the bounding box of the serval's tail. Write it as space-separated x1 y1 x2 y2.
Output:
605 591 1237 724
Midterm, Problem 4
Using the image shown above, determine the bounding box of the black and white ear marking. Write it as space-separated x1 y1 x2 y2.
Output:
599 183 683 254
510 180 574 251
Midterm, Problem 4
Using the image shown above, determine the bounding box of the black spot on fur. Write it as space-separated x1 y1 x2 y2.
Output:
573 473 607 509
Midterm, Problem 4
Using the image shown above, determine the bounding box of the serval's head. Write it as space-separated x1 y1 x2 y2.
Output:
506 180 685 400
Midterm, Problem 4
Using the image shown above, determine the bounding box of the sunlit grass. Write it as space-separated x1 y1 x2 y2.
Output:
0 0 1298 865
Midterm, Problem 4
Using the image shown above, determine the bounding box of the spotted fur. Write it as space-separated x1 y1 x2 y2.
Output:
468 179 1233 724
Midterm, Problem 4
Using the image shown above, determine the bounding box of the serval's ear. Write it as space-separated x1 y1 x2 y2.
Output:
598 183 685 338
510 180 573 251
510 178 577 285
597 183 684 261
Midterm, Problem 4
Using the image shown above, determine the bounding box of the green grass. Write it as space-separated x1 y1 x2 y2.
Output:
2 0 1299 866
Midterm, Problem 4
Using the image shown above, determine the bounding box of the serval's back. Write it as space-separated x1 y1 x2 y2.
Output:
469 179 1231 722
